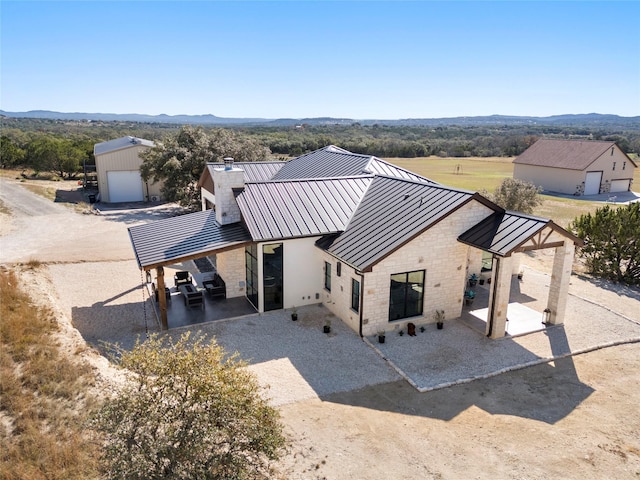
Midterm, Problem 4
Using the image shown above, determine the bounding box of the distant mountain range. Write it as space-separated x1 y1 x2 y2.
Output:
1 110 639 128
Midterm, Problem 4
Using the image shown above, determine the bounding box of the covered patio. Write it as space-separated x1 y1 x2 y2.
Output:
128 209 254 329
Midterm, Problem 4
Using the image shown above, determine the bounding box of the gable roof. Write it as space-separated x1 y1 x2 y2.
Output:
272 145 437 184
199 161 286 186
458 210 582 257
320 176 486 271
236 176 372 241
513 138 637 170
94 136 155 156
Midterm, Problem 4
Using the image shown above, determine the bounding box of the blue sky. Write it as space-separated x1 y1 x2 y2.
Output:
2 1 639 119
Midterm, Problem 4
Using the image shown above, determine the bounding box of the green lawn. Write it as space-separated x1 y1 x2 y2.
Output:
387 156 639 229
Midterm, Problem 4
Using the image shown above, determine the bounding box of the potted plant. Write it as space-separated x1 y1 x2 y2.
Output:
323 319 331 333
434 309 445 329
291 307 298 321
377 330 386 344
464 290 476 306
468 273 478 288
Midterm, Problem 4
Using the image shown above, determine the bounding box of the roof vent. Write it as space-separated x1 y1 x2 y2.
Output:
223 157 234 171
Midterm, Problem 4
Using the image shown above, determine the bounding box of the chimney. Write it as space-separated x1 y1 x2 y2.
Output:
212 158 244 225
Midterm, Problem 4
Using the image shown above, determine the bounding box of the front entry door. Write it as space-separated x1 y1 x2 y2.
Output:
263 243 283 311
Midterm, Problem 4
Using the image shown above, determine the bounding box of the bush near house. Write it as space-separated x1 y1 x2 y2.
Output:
571 202 640 286
92 332 286 480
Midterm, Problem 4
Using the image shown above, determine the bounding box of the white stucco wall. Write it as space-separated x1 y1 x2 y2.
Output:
280 237 325 309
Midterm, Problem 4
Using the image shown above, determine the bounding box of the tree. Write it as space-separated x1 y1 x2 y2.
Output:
140 126 270 211
0 135 25 168
92 332 285 480
570 203 640 285
484 178 543 214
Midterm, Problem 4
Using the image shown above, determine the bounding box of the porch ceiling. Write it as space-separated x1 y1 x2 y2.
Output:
458 211 581 257
128 209 251 270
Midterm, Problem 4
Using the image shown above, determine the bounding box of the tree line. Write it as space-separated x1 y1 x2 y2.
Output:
2 117 639 179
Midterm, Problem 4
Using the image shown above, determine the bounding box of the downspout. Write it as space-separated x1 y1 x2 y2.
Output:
357 271 365 338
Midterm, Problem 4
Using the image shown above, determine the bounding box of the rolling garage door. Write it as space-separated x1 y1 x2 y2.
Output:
107 170 144 203
584 171 602 195
610 179 631 193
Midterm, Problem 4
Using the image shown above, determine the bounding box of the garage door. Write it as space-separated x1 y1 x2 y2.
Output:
610 179 631 193
107 170 144 203
584 171 602 195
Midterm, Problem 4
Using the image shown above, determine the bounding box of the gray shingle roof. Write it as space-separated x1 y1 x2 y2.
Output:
94 136 155 156
513 138 634 170
236 176 372 241
128 209 251 269
323 176 479 271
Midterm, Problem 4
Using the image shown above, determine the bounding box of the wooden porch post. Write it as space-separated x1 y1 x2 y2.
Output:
156 266 168 330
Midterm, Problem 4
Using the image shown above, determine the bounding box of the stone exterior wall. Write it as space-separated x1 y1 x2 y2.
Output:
361 200 493 337
216 247 245 298
212 167 244 225
319 254 362 334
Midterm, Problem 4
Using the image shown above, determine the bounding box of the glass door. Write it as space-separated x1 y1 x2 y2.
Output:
262 243 283 311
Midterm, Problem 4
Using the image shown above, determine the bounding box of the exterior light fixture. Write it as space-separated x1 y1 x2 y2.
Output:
542 308 551 325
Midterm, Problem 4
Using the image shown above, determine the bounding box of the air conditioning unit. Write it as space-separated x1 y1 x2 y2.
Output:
150 195 160 202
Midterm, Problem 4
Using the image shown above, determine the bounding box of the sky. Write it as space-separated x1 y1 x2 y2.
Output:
1 1 639 119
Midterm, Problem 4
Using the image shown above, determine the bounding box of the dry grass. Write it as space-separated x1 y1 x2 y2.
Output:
0 268 102 479
387 155 640 228
20 183 57 202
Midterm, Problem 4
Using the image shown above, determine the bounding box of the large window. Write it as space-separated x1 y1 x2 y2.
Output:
324 261 331 291
389 270 425 321
351 278 360 312
245 244 259 309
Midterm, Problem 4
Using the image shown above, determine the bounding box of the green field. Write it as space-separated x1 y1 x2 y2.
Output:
387 156 640 228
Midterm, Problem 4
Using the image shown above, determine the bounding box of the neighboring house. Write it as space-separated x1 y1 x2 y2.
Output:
129 146 582 339
94 136 162 203
513 138 637 196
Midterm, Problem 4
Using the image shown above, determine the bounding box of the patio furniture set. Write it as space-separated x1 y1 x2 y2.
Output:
152 270 227 310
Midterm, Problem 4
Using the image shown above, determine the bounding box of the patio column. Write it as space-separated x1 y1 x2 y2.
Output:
156 266 168 330
546 241 575 325
486 255 513 339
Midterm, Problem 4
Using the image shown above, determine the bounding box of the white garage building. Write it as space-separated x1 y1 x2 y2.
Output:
94 136 163 203
514 139 637 196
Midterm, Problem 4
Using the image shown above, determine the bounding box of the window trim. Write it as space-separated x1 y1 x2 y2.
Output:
324 261 331 292
388 269 425 322
351 278 360 313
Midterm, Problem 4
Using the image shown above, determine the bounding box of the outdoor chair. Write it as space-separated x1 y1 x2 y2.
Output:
174 271 192 287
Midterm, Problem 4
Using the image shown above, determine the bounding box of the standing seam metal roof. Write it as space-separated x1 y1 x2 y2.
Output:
325 176 477 271
236 177 372 241
94 136 155 155
128 209 251 269
457 211 555 257
272 145 437 184
204 161 286 183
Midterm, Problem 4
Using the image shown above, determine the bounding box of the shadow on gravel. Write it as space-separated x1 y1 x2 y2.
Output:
322 350 594 425
575 273 640 302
